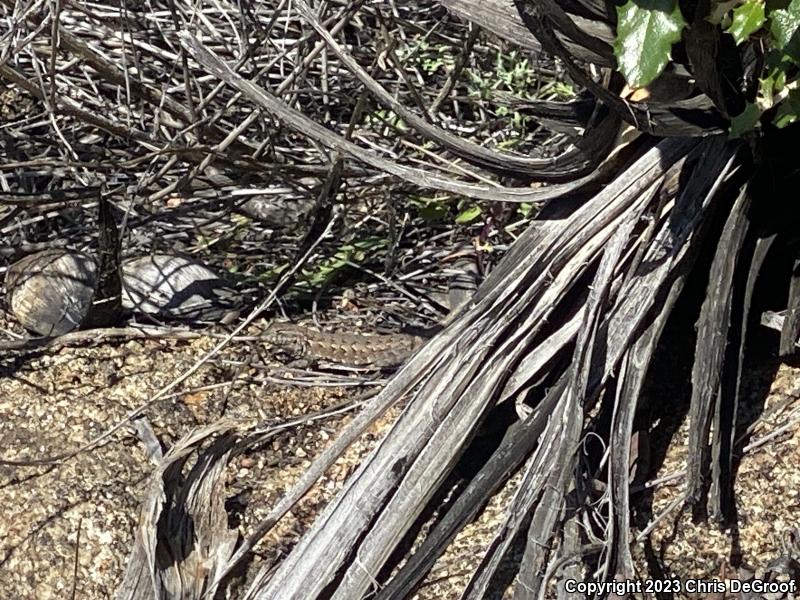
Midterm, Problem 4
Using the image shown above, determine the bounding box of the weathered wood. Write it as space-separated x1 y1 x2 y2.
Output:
707 233 778 521
463 137 736 598
686 187 751 517
291 0 616 181
374 382 564 600
762 309 800 345
780 258 800 356
81 195 123 329
605 276 689 585
180 33 613 202
115 422 239 600
438 0 540 50
235 139 696 600
439 0 616 67
513 196 642 600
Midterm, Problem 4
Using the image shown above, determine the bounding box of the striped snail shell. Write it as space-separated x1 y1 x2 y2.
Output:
120 254 240 323
5 251 240 333
5 249 98 336
4 196 121 336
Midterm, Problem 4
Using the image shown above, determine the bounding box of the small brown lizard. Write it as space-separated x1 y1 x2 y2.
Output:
262 323 426 368
261 244 479 369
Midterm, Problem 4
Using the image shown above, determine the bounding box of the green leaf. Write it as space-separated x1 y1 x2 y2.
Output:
757 65 787 108
614 0 687 88
774 87 800 126
517 202 536 218
455 205 482 224
728 102 761 138
409 195 449 222
299 237 387 289
769 0 800 46
552 82 576 98
769 0 800 60
728 0 766 43
420 204 447 221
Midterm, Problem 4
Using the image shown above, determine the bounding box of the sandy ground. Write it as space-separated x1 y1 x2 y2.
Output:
1 319 798 599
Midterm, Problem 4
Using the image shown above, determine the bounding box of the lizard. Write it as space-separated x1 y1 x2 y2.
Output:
262 323 426 369
261 245 481 369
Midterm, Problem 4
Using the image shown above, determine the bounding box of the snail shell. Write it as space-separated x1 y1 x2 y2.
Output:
121 254 240 323
5 251 240 333
5 249 97 336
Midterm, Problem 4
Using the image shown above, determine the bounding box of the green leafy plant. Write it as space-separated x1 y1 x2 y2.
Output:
454 204 482 224
298 237 388 290
727 0 765 44
396 38 457 76
613 0 800 134
614 0 687 88
517 202 536 219
408 195 450 222
466 50 543 99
